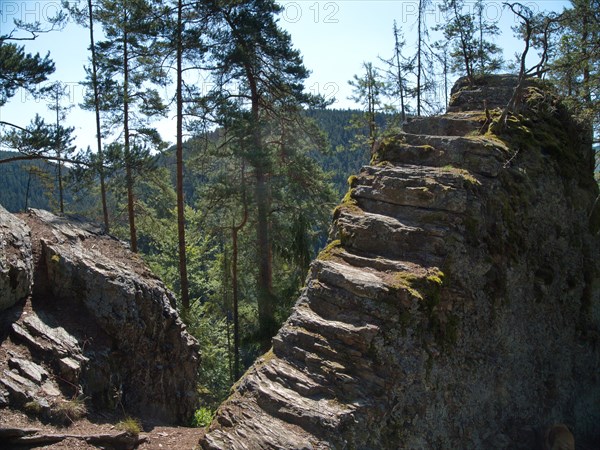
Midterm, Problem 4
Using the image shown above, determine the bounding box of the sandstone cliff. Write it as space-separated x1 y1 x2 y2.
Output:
200 75 600 449
0 207 200 424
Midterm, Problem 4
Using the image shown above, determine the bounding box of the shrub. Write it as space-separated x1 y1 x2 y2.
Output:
191 407 213 427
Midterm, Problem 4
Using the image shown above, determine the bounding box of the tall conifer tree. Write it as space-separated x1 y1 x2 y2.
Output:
92 0 167 252
204 0 330 345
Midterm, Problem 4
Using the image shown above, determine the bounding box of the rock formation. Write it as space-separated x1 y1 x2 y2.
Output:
0 206 33 312
200 75 600 449
0 207 200 424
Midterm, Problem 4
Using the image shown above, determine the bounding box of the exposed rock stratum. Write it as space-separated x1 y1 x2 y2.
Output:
0 207 199 425
201 75 600 449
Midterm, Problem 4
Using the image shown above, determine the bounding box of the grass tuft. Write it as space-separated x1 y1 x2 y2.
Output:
52 398 86 425
116 416 142 435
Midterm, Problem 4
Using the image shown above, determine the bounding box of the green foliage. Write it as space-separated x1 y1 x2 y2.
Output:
435 0 503 81
547 0 599 161
0 42 55 107
0 151 55 211
191 407 214 428
0 151 93 213
2 114 75 160
348 62 387 147
305 109 371 195
185 303 235 408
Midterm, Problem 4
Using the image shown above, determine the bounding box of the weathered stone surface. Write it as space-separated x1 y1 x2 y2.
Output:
0 428 147 449
58 357 81 384
403 112 483 136
0 204 32 311
448 73 530 112
375 133 508 177
0 389 9 407
0 369 40 407
0 206 200 425
201 76 600 449
19 208 201 424
8 356 48 384
21 313 83 359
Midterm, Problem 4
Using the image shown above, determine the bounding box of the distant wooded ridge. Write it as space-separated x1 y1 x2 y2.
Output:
0 108 377 214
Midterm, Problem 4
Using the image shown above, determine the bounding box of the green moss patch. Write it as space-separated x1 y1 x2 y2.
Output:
317 240 343 262
389 269 459 350
440 165 480 186
486 85 588 181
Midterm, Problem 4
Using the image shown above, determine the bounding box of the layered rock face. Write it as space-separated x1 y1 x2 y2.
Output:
201 76 600 449
0 208 199 424
0 206 33 311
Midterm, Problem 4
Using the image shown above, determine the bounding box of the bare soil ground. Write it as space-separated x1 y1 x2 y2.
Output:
1 408 206 449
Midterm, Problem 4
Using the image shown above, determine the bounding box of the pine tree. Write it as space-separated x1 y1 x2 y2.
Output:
87 0 110 231
492 3 559 132
416 0 430 116
65 0 112 230
42 81 75 213
404 0 439 116
0 4 64 135
432 39 450 108
436 0 502 83
2 114 76 204
92 0 167 252
348 62 386 147
163 0 211 310
392 21 409 123
550 0 599 146
0 43 55 135
203 0 329 346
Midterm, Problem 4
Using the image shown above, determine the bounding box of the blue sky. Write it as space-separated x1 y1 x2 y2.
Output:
0 0 570 151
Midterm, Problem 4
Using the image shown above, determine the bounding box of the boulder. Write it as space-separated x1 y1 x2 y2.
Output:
24 208 201 423
0 207 200 425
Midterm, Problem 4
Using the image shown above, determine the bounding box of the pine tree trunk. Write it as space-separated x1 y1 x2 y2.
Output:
417 0 423 117
57 159 64 213
580 7 594 146
88 0 110 232
232 161 248 379
367 65 375 144
231 227 240 379
246 65 276 348
453 1 473 84
25 170 31 211
255 164 275 344
176 0 190 310
55 92 64 214
123 9 137 253
393 23 406 123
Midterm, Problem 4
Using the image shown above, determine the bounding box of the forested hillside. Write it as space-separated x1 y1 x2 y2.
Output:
0 151 97 214
157 109 373 202
0 151 64 212
1 109 372 216
306 109 373 194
